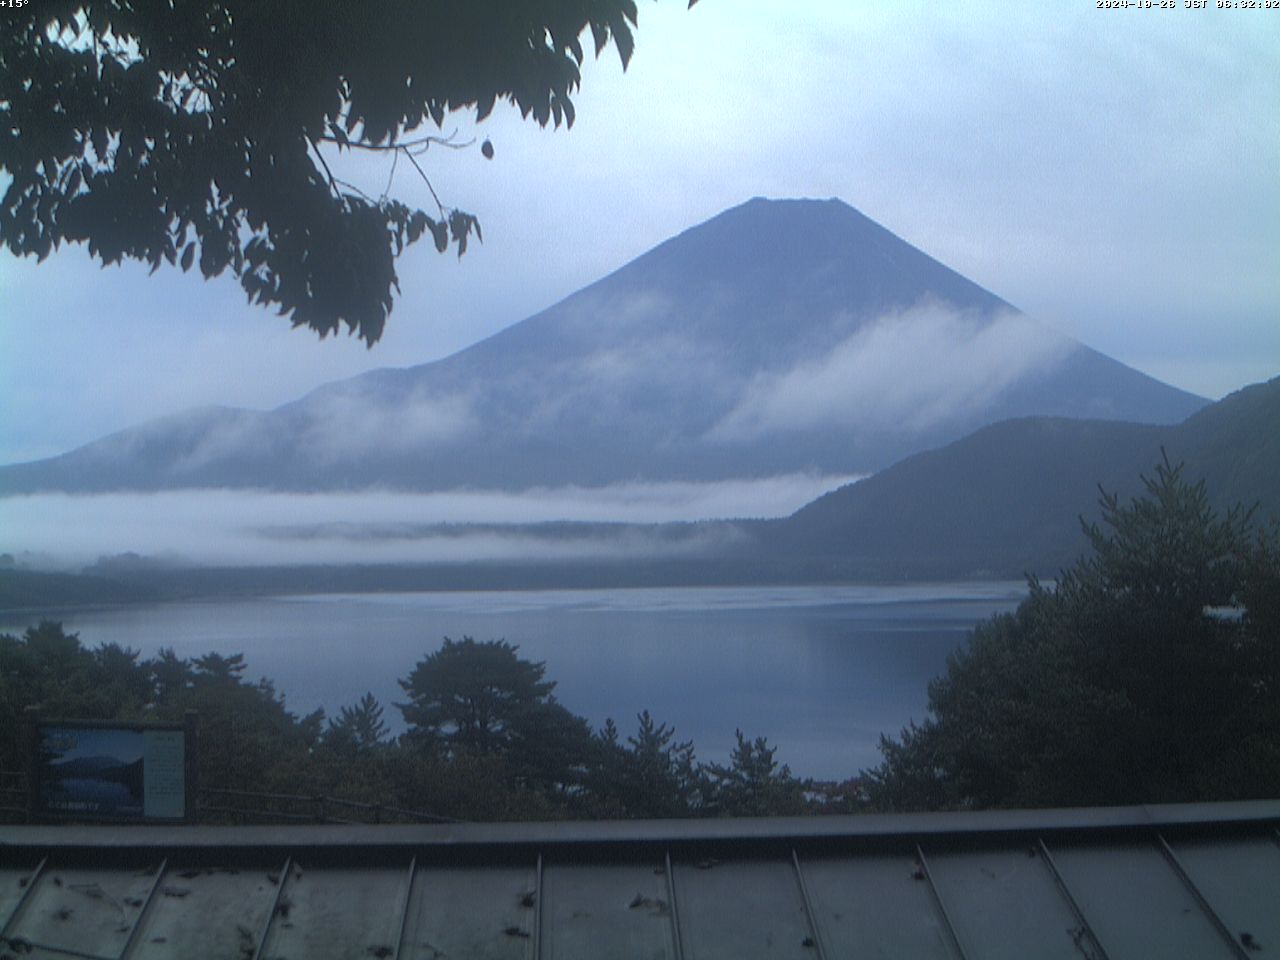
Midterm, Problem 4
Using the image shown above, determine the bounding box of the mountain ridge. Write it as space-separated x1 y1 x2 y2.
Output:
0 197 1206 495
763 375 1280 578
2 376 1272 608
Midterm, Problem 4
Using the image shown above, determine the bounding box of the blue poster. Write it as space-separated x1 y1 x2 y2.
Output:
37 725 185 819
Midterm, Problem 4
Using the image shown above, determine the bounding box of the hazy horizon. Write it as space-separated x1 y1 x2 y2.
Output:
0 473 862 570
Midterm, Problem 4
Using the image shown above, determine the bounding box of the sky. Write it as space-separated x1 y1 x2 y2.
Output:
2 0 1278 470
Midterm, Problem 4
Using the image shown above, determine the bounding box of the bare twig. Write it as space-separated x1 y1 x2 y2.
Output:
333 176 378 205
307 136 343 203
402 147 446 217
382 146 398 202
317 130 474 154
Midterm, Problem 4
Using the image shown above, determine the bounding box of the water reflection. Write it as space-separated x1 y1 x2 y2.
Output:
4 583 1026 778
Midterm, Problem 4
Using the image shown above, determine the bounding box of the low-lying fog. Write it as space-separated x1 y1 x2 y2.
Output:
2 473 861 570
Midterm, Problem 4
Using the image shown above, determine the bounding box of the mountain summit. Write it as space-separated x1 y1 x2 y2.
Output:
0 198 1205 493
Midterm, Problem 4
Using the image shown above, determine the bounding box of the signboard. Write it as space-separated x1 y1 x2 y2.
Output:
29 717 196 822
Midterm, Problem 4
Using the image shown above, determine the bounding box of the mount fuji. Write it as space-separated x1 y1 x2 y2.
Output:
0 198 1205 495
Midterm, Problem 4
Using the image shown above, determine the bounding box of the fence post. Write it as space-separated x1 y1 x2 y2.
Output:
184 711 199 824
23 706 39 823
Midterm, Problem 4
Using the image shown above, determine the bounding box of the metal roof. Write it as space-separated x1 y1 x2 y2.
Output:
2 800 1278 959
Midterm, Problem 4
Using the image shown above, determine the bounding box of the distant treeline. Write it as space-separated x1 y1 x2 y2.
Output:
0 554 966 614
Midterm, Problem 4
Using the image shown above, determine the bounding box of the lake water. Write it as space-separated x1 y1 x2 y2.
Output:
44 777 142 817
2 582 1027 779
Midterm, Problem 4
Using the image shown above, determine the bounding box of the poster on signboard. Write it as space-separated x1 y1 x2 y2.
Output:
34 723 188 820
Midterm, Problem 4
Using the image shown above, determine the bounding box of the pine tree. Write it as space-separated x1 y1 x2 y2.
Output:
866 456 1280 809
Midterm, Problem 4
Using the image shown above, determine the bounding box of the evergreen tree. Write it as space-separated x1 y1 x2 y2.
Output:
865 456 1280 810
325 692 390 755
706 730 808 817
397 637 556 756
588 711 708 817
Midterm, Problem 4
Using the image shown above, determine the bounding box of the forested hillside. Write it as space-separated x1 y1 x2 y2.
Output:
769 376 1280 579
